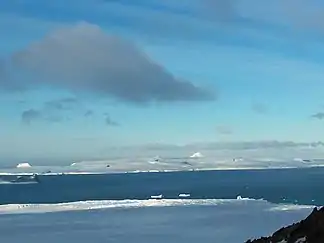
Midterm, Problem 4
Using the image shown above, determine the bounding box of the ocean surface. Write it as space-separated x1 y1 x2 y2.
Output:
0 167 322 243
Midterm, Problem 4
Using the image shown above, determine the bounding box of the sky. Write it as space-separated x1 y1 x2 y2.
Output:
1 0 324 161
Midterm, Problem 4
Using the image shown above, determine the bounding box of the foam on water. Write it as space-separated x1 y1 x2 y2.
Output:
0 180 13 184
0 196 317 243
0 197 314 215
0 172 105 176
0 181 38 185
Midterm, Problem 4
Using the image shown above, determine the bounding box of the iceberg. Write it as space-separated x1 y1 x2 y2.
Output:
16 162 32 168
190 152 203 158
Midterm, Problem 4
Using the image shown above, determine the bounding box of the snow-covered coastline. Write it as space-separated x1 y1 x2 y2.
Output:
1 155 324 176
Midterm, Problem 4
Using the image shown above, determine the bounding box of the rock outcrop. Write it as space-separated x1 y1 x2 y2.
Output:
246 207 324 243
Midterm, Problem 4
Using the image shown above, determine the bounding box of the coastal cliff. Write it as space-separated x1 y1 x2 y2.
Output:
246 207 324 243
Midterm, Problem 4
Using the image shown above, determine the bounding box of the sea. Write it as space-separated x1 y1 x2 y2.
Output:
0 167 322 243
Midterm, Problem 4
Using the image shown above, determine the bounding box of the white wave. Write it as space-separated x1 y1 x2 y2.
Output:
268 204 318 212
127 170 147 173
0 196 317 243
2 181 38 185
0 197 314 215
0 171 106 176
127 169 177 174
178 193 190 198
0 180 13 184
55 172 104 175
0 199 252 214
0 173 37 176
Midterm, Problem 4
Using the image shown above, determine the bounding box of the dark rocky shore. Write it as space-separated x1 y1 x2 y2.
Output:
246 207 324 243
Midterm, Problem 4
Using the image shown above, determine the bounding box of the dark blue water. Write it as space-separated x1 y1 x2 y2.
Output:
0 167 323 205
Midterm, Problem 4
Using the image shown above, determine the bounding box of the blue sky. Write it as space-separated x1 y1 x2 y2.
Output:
1 0 324 160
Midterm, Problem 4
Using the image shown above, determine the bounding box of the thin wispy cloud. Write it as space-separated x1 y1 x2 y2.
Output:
216 125 233 135
84 110 94 117
0 0 323 67
136 140 324 151
21 109 41 124
201 0 238 21
21 108 67 125
311 112 324 120
20 97 79 125
105 114 119 126
45 115 67 123
2 0 322 32
44 98 78 111
252 103 268 114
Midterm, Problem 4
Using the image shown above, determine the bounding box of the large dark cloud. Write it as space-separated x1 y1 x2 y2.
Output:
11 22 215 104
